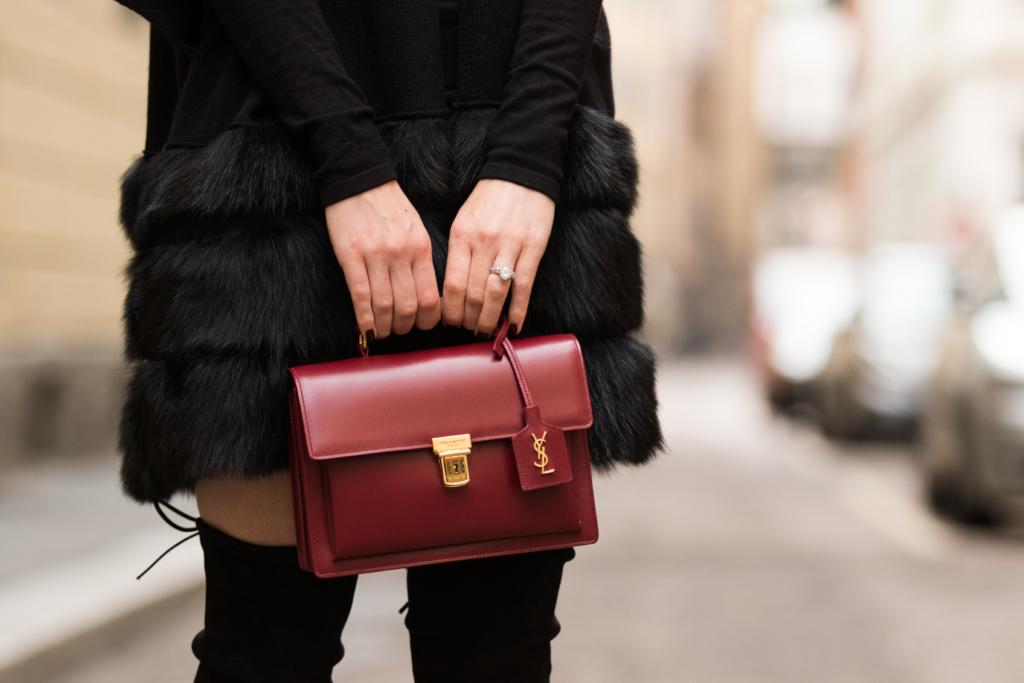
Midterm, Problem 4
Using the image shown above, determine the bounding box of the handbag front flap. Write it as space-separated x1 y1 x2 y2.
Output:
289 335 592 460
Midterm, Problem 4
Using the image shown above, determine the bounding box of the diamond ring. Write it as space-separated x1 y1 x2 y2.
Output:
489 266 516 281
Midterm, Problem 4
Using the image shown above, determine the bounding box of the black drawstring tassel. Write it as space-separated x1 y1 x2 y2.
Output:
137 500 200 580
154 500 198 531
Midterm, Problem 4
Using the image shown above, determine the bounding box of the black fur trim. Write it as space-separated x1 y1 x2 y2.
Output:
578 336 663 470
120 125 318 251
560 106 639 213
123 215 357 363
118 107 640 241
526 207 644 338
378 117 455 209
449 108 493 202
118 106 655 502
120 354 293 502
120 333 661 503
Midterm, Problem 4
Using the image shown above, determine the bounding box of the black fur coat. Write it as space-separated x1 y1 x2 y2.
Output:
119 106 662 502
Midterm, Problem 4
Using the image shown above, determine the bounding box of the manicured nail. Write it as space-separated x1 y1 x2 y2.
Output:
509 323 519 337
475 332 488 341
366 330 376 343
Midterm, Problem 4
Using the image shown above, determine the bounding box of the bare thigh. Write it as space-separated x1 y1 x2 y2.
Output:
195 470 296 546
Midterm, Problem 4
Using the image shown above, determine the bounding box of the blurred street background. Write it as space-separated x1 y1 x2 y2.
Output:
3 0 1024 681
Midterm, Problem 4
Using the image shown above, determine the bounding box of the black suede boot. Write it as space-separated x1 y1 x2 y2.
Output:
192 519 358 683
404 548 575 683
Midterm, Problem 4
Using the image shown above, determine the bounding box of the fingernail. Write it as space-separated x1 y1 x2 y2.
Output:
475 332 488 341
366 330 376 343
442 320 449 328
509 323 519 337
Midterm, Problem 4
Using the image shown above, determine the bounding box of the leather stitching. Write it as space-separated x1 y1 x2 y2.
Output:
288 396 312 571
571 337 594 425
320 463 335 559
304 426 591 460
314 539 590 577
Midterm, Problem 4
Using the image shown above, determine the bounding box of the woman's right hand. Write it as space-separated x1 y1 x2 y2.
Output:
326 181 441 340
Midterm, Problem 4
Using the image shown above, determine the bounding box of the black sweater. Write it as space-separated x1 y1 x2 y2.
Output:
127 0 614 207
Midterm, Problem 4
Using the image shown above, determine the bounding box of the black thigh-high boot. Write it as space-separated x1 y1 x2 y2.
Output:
405 548 575 683
192 519 358 683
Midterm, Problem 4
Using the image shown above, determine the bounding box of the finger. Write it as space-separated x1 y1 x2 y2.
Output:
335 248 376 340
389 261 418 335
412 242 441 330
441 235 472 328
461 248 495 334
507 247 543 334
366 258 394 339
475 248 519 335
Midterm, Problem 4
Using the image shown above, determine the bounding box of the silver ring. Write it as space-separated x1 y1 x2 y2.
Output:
489 266 516 281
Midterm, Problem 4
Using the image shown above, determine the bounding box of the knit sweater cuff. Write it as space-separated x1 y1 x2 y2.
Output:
477 161 561 203
319 161 399 208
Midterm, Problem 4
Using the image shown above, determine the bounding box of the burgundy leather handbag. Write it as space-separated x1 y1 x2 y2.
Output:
287 318 599 577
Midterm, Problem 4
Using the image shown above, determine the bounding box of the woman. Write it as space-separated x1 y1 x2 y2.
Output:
116 0 661 680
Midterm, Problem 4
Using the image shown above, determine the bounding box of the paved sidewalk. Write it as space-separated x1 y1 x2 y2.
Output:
8 359 1024 682
0 457 204 681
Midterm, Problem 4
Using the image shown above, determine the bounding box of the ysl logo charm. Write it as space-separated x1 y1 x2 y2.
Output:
532 431 554 475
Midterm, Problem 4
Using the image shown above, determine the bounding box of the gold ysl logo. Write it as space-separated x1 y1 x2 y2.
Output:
532 432 554 475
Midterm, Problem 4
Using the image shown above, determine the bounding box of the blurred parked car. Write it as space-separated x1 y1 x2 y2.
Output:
751 247 860 410
817 244 954 438
923 210 1024 523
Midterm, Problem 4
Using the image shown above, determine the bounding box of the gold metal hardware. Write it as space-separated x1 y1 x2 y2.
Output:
432 434 471 487
532 432 554 475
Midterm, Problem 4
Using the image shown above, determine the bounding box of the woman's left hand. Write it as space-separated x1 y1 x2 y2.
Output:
441 179 555 336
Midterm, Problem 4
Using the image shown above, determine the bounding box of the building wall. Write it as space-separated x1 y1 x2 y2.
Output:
684 0 764 350
858 0 1024 245
0 0 148 465
603 0 694 351
606 0 764 353
752 1 859 252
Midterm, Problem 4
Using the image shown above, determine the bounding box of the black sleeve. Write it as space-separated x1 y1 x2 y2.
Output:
143 25 180 155
207 0 397 207
115 0 203 50
478 0 605 202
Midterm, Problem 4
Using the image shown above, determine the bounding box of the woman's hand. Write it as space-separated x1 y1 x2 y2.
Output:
442 179 555 336
326 181 441 340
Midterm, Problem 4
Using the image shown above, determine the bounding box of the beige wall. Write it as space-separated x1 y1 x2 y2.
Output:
603 0 694 351
607 0 763 351
0 0 147 355
682 0 763 350
0 0 147 464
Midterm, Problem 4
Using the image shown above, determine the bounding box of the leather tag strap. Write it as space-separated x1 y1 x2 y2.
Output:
500 336 535 409
491 316 511 357
492 318 572 491
492 316 534 407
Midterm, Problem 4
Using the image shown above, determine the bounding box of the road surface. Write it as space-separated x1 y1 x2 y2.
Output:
27 359 1024 683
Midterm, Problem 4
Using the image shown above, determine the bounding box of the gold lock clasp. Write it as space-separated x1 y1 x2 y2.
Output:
432 434 471 487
